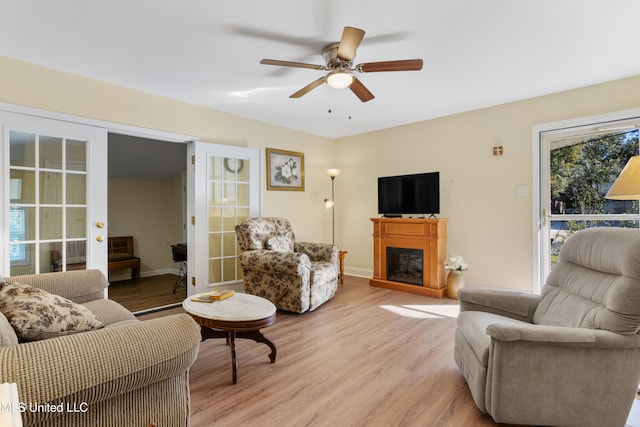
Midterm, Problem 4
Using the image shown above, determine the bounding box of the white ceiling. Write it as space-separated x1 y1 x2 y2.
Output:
108 133 186 180
1 1 640 139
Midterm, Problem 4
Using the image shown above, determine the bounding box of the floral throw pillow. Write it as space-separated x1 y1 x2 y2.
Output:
266 235 294 252
0 281 105 341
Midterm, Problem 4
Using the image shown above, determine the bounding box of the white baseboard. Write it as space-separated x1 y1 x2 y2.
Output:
142 268 178 277
344 267 372 279
111 266 372 282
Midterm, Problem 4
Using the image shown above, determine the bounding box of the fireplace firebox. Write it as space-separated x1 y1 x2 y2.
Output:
386 247 423 285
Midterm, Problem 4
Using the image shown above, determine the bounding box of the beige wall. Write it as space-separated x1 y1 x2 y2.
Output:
2 55 640 292
336 75 640 291
108 174 184 279
0 56 335 245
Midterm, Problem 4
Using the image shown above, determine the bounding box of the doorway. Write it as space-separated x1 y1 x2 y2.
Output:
190 142 261 296
106 133 188 313
1 103 261 312
535 114 640 291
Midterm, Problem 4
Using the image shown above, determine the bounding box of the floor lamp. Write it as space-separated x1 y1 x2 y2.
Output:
605 155 640 393
324 168 341 244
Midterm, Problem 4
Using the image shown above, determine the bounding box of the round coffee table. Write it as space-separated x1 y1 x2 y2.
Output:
183 292 277 384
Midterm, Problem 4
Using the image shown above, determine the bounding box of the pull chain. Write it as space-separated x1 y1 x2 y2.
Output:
326 88 353 120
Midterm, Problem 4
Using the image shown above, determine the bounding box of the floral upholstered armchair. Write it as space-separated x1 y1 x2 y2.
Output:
235 217 339 313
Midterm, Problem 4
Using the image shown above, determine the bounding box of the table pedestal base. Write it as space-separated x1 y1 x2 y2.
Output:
201 327 277 384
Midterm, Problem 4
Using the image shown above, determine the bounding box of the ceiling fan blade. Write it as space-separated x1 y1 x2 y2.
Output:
349 78 375 102
260 59 327 70
228 25 318 50
337 26 365 61
358 59 423 73
290 77 326 98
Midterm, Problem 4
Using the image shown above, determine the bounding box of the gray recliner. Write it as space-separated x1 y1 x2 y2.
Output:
454 227 640 427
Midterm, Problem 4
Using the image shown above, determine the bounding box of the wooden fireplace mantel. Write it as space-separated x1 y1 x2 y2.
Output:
370 217 448 298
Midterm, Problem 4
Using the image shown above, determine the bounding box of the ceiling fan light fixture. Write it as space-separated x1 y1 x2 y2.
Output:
326 71 354 89
261 26 423 102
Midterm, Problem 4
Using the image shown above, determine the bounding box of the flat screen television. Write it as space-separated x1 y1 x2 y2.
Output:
377 172 440 216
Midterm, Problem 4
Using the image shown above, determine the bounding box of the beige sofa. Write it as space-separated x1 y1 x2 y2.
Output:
0 269 201 427
454 227 640 427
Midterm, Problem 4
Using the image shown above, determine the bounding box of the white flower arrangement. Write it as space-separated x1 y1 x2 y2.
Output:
445 255 468 271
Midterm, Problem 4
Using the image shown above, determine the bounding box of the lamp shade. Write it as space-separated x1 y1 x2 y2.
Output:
326 168 341 178
324 198 335 209
606 155 640 200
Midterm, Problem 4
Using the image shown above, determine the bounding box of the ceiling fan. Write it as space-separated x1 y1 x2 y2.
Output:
260 26 423 102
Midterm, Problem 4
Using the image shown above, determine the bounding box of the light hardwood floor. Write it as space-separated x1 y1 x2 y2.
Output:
108 273 186 313
141 276 640 427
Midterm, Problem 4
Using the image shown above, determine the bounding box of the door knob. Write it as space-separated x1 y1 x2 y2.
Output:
96 221 105 228
96 235 104 242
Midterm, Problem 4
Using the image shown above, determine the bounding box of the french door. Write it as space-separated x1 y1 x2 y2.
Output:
189 142 260 296
539 119 640 284
1 111 108 276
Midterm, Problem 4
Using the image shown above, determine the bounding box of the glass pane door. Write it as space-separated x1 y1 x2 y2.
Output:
9 131 90 274
540 125 640 279
207 155 251 284
191 142 259 295
2 112 108 276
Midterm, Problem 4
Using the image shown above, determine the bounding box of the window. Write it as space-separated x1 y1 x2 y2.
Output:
548 128 639 267
537 116 640 289
9 208 27 264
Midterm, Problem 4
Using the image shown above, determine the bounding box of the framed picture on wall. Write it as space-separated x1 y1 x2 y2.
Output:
266 148 305 191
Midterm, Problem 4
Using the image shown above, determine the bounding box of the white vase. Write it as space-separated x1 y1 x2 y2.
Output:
446 270 465 299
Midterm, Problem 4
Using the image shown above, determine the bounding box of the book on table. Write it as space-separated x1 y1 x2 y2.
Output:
191 290 235 303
